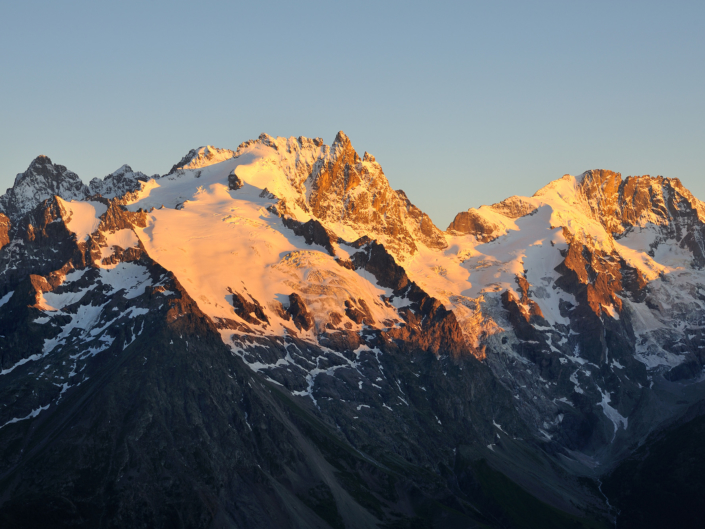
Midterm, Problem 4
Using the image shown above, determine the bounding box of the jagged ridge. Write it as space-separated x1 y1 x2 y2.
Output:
2 134 705 527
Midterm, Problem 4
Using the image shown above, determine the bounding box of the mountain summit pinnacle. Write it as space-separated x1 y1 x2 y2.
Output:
0 155 88 220
333 130 351 146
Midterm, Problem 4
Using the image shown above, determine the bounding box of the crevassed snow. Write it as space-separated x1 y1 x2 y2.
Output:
402 202 576 343
124 142 615 351
126 143 308 216
397 171 705 356
57 198 107 242
93 139 704 386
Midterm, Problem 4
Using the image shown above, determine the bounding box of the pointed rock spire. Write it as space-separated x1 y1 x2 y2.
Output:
305 132 446 258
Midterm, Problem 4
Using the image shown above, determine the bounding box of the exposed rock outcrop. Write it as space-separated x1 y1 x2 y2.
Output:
280 217 337 256
579 169 705 266
3 139 705 528
447 208 500 242
0 214 10 250
227 169 243 190
350 240 473 358
287 292 314 331
229 288 270 326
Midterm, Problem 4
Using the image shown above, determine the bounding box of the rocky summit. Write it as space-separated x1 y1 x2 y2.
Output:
1 133 705 528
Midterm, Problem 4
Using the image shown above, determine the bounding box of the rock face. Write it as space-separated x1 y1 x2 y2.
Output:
0 157 157 222
306 132 447 258
1 136 705 528
447 208 500 242
287 292 314 331
227 169 244 190
88 164 152 199
579 169 705 266
0 214 10 250
225 132 447 259
0 156 88 220
281 217 338 256
229 288 270 325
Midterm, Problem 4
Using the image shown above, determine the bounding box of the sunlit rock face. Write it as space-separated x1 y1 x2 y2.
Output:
226 131 448 259
1 134 705 527
306 131 447 258
447 208 501 242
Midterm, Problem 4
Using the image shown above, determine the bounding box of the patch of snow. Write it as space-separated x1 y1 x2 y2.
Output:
57 198 107 242
0 353 49 376
597 386 628 439
0 291 13 308
104 229 139 250
492 420 507 434
41 285 95 311
570 370 584 394
0 403 50 430
98 263 152 299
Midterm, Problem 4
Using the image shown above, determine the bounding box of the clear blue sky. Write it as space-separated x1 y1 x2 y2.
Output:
1 1 704 229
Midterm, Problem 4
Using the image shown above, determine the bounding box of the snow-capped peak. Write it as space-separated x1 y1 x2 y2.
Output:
110 164 134 176
168 145 236 173
0 155 88 221
88 164 152 200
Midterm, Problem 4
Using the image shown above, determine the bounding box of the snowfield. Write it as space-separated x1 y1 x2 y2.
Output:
126 145 398 340
57 198 107 242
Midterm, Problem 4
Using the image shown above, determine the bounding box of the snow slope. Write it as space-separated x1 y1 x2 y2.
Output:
411 173 702 341
126 146 399 345
57 198 107 242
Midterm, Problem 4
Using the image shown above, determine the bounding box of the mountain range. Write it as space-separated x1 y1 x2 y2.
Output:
1 132 704 528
